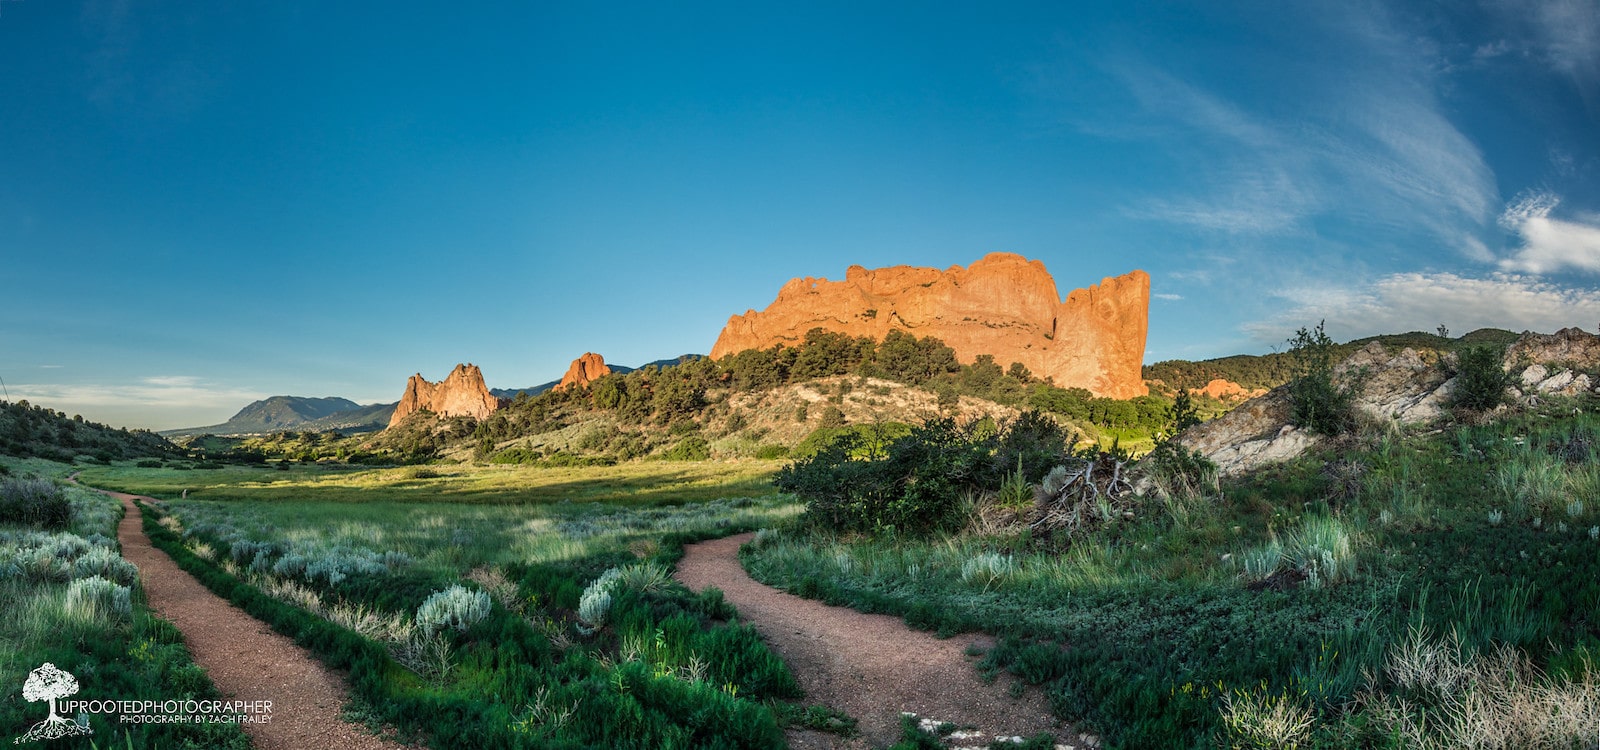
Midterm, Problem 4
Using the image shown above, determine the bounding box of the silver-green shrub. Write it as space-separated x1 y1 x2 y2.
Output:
416 585 491 636
577 568 624 633
71 546 138 586
65 575 132 619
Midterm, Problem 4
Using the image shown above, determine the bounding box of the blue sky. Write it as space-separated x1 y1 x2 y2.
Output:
2 1 1598 430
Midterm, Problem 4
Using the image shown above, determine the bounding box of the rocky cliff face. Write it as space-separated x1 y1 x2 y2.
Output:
710 252 1150 398
387 363 502 429
557 353 612 391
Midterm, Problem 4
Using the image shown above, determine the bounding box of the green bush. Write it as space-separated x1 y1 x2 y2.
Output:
791 422 912 459
0 476 71 529
1286 321 1358 436
1448 345 1513 412
776 412 1070 535
754 444 790 460
662 436 711 461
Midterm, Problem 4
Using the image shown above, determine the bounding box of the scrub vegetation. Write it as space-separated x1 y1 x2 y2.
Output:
745 394 1600 748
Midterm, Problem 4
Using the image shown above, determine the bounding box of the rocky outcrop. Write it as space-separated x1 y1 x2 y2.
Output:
1172 387 1312 475
710 253 1150 398
1174 330 1600 476
557 353 612 391
1337 343 1455 424
1516 364 1594 398
1504 327 1600 372
1176 343 1461 475
387 363 501 429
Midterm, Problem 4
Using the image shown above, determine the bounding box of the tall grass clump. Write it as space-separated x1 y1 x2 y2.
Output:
959 551 1015 591
1496 450 1570 518
1139 441 1219 522
1237 515 1358 588
1219 686 1315 749
613 561 671 593
1348 627 1600 748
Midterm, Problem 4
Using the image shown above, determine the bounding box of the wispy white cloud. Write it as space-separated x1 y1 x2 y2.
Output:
1483 0 1600 103
38 365 63 369
4 377 266 430
1153 293 1184 301
1246 271 1600 343
1168 269 1215 284
1473 39 1512 62
1529 0 1600 88
140 375 203 388
1497 191 1600 274
7 378 263 409
1115 6 1498 257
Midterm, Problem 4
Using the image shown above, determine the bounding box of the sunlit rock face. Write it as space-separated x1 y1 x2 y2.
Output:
388 363 500 428
710 252 1151 399
557 353 612 391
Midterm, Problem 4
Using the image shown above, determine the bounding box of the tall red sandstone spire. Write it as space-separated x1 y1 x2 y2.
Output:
556 353 612 391
709 253 1150 398
387 363 501 429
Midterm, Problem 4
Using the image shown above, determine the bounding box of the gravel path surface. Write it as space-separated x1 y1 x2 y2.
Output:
102 486 409 750
676 533 1091 750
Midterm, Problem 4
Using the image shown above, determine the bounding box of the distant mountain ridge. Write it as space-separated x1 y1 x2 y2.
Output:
161 396 396 437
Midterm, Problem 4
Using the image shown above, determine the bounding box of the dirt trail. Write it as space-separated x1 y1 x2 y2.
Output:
676 533 1090 750
97 484 408 750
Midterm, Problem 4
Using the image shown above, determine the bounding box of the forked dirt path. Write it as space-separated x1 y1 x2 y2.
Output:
92 483 408 750
677 533 1092 750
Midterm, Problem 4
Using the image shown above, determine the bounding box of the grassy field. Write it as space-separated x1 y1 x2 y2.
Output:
744 399 1600 749
77 458 816 749
75 459 781 506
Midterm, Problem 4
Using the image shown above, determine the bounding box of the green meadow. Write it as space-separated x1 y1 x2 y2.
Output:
75 459 780 506
78 459 812 749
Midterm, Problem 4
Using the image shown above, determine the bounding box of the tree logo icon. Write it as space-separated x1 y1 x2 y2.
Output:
13 663 93 744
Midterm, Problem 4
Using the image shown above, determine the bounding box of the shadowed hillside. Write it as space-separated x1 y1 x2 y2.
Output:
0 399 178 461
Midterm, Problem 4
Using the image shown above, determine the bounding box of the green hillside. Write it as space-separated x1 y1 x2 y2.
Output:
0 399 178 461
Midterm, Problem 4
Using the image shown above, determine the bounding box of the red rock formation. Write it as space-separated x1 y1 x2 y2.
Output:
710 253 1150 398
557 353 612 391
387 363 501 429
1195 378 1268 401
